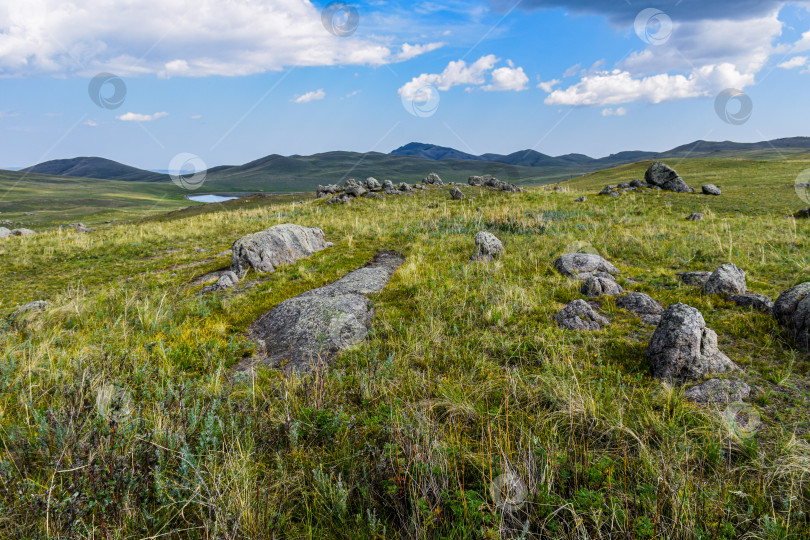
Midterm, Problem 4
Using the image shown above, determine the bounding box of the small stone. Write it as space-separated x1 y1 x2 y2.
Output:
702 263 746 296
449 186 466 200
555 300 610 331
470 232 504 262
686 213 704 221
574 196 586 202
580 275 623 297
702 184 722 196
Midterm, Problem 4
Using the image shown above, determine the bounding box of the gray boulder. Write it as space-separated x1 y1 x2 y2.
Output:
686 213 704 221
702 263 746 296
316 184 339 198
200 271 239 294
555 300 610 331
702 184 722 196
574 196 586 202
363 192 384 200
599 185 617 195
423 172 443 186
364 177 382 191
450 186 466 200
616 292 664 325
382 180 395 191
231 224 328 277
0 227 11 238
581 275 623 297
684 379 751 404
328 193 352 204
677 271 712 286
467 174 523 192
647 303 738 382
554 253 619 279
644 162 693 193
629 179 645 188
397 182 413 192
247 251 404 371
12 228 36 236
470 232 504 262
729 293 774 314
773 282 810 350
344 184 367 197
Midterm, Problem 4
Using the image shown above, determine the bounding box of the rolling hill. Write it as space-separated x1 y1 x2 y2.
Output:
21 156 169 182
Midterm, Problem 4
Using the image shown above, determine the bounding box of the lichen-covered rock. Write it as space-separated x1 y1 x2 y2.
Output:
422 172 443 186
728 293 774 314
382 180 395 191
555 300 610 331
467 175 523 192
247 251 404 371
0 227 11 238
231 224 328 277
702 263 746 296
574 196 586 202
684 379 751 404
328 193 352 204
553 253 619 279
616 292 664 325
316 184 339 198
364 177 382 191
773 282 810 350
200 271 239 294
450 186 466 200
581 275 623 297
344 184 367 197
686 213 704 221
702 184 722 196
677 271 712 286
470 232 504 262
644 162 693 193
647 303 738 382
11 228 36 236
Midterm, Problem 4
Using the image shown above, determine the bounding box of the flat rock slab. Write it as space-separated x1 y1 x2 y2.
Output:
246 251 404 372
231 224 328 277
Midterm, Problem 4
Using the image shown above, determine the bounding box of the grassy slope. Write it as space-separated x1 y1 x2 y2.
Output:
0 158 809 537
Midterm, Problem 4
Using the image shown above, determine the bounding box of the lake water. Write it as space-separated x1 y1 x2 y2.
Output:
187 194 239 203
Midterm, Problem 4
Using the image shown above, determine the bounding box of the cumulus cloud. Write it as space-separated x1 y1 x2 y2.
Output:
0 0 444 77
293 89 326 103
779 56 808 69
116 112 168 122
537 78 560 92
601 107 627 116
398 55 529 100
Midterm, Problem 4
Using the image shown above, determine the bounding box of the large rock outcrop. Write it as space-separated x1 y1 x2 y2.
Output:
230 224 328 277
647 303 737 382
644 162 693 193
247 251 404 371
773 282 810 350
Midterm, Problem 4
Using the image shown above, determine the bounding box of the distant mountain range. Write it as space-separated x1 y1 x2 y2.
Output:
11 137 810 192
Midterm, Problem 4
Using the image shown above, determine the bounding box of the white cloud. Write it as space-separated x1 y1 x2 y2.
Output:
83 119 99 126
190 114 202 119
116 112 168 122
563 63 582 78
793 29 810 52
601 107 627 116
0 0 444 77
537 78 560 92
545 64 753 106
779 56 808 69
483 66 528 91
293 89 326 103
398 55 529 100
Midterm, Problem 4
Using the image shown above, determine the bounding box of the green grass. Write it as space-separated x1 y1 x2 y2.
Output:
0 158 809 538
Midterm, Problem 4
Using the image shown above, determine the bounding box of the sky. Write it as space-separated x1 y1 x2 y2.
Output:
1 0 810 170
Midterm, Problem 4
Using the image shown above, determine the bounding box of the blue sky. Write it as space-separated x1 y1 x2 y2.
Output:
1 0 810 170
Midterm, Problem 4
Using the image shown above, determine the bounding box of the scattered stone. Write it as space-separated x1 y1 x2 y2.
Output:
647 303 737 382
9 300 49 320
677 271 712 286
728 293 774 314
629 179 645 188
702 263 746 296
363 192 384 200
617 182 630 189
449 186 466 200
702 184 722 196
397 182 413 192
231 224 328 278
328 193 353 204
467 175 523 192
581 275 624 297
382 180 395 191
553 253 619 279
684 379 751 404
364 177 382 191
11 228 36 236
422 172 443 186
609 191 620 198
0 227 10 238
574 196 586 202
555 300 610 331
644 162 693 193
599 185 617 195
344 184 367 197
616 292 664 325
773 282 810 351
60 223 93 233
470 232 504 262
316 184 339 198
686 213 704 221
246 251 404 371
200 271 239 294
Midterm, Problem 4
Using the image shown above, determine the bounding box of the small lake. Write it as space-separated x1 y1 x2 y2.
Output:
187 194 239 203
